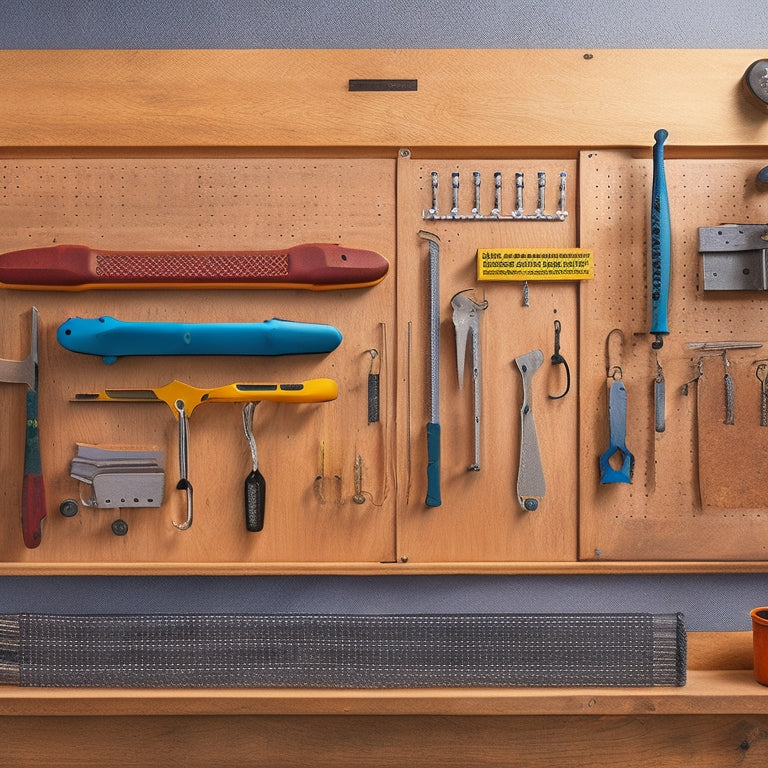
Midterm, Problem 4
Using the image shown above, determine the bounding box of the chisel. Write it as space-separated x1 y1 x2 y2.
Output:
0 243 389 290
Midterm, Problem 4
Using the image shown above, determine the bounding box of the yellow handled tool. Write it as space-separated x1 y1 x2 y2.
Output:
74 378 338 530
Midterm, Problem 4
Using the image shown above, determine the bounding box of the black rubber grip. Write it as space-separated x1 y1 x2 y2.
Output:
245 470 266 532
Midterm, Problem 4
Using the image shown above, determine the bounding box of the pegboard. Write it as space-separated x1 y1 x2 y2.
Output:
0 158 397 568
579 151 768 561
394 153 580 563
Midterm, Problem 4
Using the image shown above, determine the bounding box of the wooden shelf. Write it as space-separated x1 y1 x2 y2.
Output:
0 670 763 717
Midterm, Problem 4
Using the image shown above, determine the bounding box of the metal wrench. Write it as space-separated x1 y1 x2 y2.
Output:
451 290 488 471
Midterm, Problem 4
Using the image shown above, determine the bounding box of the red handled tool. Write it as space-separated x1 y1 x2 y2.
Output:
0 243 389 291
0 308 46 547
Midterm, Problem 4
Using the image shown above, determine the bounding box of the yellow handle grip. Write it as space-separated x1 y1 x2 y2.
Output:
158 378 339 414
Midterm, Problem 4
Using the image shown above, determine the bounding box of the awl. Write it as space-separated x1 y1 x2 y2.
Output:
57 316 343 363
0 243 389 290
0 308 46 548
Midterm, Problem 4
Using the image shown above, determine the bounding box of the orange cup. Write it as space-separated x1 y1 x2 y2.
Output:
751 607 768 685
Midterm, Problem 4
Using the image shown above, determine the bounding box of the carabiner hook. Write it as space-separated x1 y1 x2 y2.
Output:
172 399 193 531
548 319 571 399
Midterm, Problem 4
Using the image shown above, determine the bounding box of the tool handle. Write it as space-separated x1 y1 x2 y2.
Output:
651 129 671 338
245 470 266 532
425 422 441 507
21 389 46 548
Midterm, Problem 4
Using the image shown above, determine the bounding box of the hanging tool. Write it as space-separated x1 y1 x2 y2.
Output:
74 378 338 530
654 356 666 433
451 290 488 471
650 129 671 350
419 230 442 507
756 361 768 427
0 307 46 548
684 342 763 425
548 319 571 400
57 316 343 363
515 350 546 510
0 243 389 290
242 402 266 532
600 330 634 484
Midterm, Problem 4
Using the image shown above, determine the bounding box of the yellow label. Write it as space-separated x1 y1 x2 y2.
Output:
477 248 593 281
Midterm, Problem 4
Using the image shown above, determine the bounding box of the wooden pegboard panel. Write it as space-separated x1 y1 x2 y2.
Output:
395 153 580 563
0 158 397 569
579 150 768 561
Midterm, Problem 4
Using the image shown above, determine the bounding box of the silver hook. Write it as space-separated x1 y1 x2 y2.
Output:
605 328 625 380
172 399 193 530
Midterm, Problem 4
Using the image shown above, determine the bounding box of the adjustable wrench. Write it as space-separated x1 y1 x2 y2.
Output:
451 290 488 471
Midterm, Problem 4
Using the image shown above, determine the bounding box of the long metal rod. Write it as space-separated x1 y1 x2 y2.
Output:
419 230 441 507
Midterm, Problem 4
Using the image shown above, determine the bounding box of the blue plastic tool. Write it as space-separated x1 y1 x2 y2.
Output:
650 129 671 349
57 316 342 363
599 379 634 484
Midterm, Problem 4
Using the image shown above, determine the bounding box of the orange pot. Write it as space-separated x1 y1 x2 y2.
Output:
751 607 768 685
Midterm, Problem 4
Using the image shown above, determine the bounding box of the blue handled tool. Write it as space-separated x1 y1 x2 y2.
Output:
599 378 634 484
650 129 671 350
419 230 441 507
57 316 342 363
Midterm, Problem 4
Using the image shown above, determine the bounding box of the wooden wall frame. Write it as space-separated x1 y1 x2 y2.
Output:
2 47 768 768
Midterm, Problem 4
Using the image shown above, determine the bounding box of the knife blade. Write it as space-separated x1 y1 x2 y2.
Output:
0 243 389 290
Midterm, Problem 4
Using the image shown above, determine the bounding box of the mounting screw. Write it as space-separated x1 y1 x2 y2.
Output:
59 499 79 518
111 519 129 536
399 148 410 158
400 555 409 563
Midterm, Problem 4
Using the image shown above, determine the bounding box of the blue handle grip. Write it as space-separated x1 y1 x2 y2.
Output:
425 422 441 507
651 129 671 340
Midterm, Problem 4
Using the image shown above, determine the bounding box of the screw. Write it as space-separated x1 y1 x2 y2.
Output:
111 519 129 536
59 499 79 518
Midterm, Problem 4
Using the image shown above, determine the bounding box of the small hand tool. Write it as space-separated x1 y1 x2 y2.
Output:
57 316 343 363
515 350 546 510
650 129 671 350
74 378 338 530
0 307 46 548
654 357 666 433
600 374 634 484
242 402 266 532
548 319 570 400
419 230 441 507
0 243 389 290
451 290 488 471
601 330 633 484
756 361 768 427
